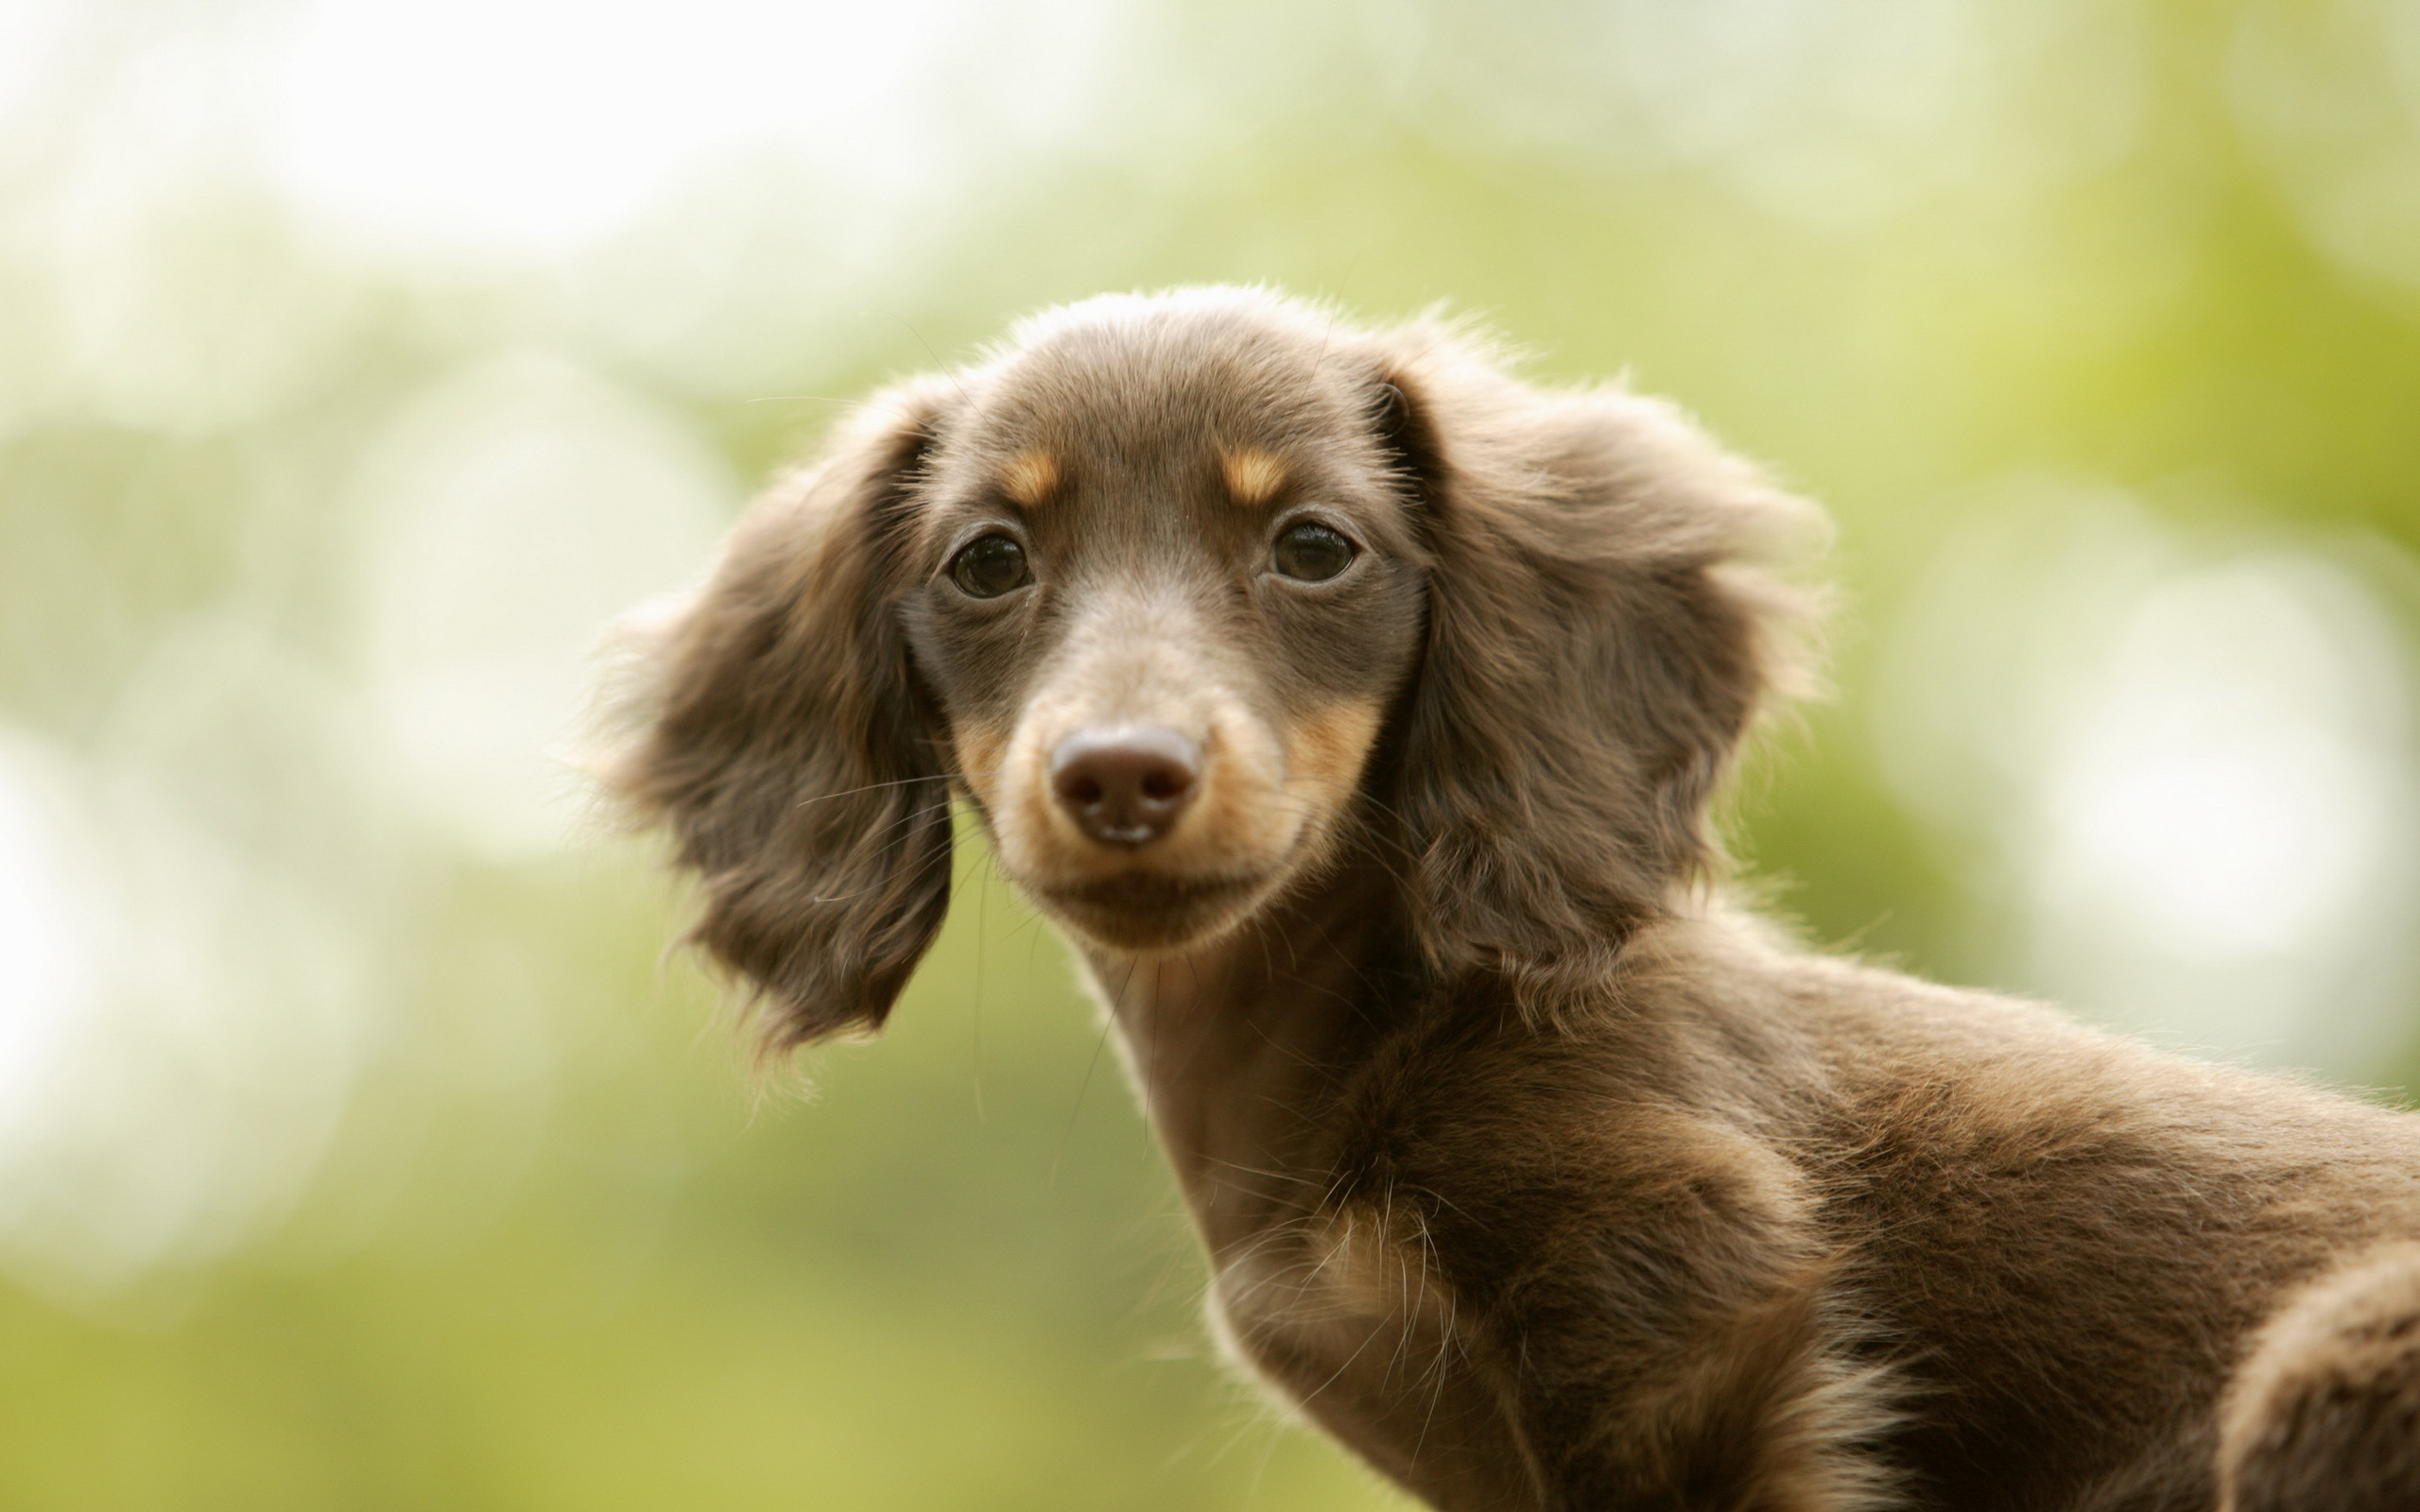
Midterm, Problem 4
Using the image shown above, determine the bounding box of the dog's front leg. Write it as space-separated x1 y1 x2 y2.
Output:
1483 1259 1894 1512
1383 1110 1900 1512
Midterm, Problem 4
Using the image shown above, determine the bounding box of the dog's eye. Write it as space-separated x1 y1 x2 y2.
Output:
948 535 1031 598
1271 523 1356 583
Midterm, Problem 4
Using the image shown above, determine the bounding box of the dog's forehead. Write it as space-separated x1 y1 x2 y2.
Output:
962 310 1372 468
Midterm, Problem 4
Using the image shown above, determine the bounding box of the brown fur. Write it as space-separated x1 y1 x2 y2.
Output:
597 287 2420 1510
2219 1245 2420 1512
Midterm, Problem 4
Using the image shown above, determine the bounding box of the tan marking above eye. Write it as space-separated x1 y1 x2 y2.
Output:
999 450 1060 507
1220 448 1288 507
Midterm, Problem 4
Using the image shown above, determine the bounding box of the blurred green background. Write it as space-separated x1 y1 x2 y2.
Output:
5 0 2420 1506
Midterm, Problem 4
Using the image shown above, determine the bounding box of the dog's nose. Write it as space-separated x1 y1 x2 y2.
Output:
1049 726 1201 847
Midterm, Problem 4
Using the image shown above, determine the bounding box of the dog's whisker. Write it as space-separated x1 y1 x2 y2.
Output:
791 770 1000 811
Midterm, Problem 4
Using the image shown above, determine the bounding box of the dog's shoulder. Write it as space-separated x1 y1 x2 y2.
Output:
1593 906 2420 1229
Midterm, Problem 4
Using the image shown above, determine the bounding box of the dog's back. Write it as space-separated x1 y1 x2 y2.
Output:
1669 920 2420 1507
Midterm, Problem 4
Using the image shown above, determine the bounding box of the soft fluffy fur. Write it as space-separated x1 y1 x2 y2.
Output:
598 287 2420 1510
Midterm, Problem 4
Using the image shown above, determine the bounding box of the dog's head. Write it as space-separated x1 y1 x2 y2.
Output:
598 288 1819 1050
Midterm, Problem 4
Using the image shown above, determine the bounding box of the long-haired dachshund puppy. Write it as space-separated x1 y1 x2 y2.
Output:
597 287 2420 1511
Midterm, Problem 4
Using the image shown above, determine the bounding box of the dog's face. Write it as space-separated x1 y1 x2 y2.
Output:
608 287 1813 1049
897 312 1428 951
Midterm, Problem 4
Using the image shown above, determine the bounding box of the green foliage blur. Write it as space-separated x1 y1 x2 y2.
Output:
4 1 2420 1506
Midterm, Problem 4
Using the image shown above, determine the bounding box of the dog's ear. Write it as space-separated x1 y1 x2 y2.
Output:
1364 331 1824 1016
596 381 959 1054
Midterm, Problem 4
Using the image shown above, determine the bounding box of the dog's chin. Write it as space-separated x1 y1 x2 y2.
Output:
1023 868 1282 955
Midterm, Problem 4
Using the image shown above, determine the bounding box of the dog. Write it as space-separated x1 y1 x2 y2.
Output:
596 287 2420 1510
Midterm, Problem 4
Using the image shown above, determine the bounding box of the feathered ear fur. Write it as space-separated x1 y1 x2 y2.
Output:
597 381 959 1054
1365 327 1824 1017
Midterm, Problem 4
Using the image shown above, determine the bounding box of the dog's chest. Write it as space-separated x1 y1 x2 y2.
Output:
1204 1199 1497 1486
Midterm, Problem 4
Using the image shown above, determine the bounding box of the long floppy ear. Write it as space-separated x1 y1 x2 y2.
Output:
597 381 959 1054
1367 328 1824 1016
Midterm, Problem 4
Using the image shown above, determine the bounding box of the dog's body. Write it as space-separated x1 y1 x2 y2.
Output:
601 287 2420 1510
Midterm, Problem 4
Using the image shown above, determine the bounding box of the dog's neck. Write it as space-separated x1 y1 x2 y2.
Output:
1072 855 1409 1259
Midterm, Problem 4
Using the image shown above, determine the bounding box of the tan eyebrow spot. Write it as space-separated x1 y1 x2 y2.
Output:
1220 447 1288 507
999 450 1060 507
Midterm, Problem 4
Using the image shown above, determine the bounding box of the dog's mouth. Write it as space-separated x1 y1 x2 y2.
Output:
1028 867 1278 953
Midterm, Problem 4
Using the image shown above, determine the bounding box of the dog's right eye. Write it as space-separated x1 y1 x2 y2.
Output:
1271 523 1356 583
948 535 1031 598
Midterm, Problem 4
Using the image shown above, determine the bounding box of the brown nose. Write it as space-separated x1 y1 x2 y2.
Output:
1049 726 1201 847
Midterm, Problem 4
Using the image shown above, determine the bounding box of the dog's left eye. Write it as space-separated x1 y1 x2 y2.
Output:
1271 523 1356 583
948 535 1032 598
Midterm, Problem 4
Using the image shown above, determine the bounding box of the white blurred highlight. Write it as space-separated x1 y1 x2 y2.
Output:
0 622 399 1300
2232 0 2420 287
1877 486 2420 1074
0 737 97 1145
351 352 732 858
1432 0 2147 231
271 0 1115 255
0 0 69 131
2037 560 2405 958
